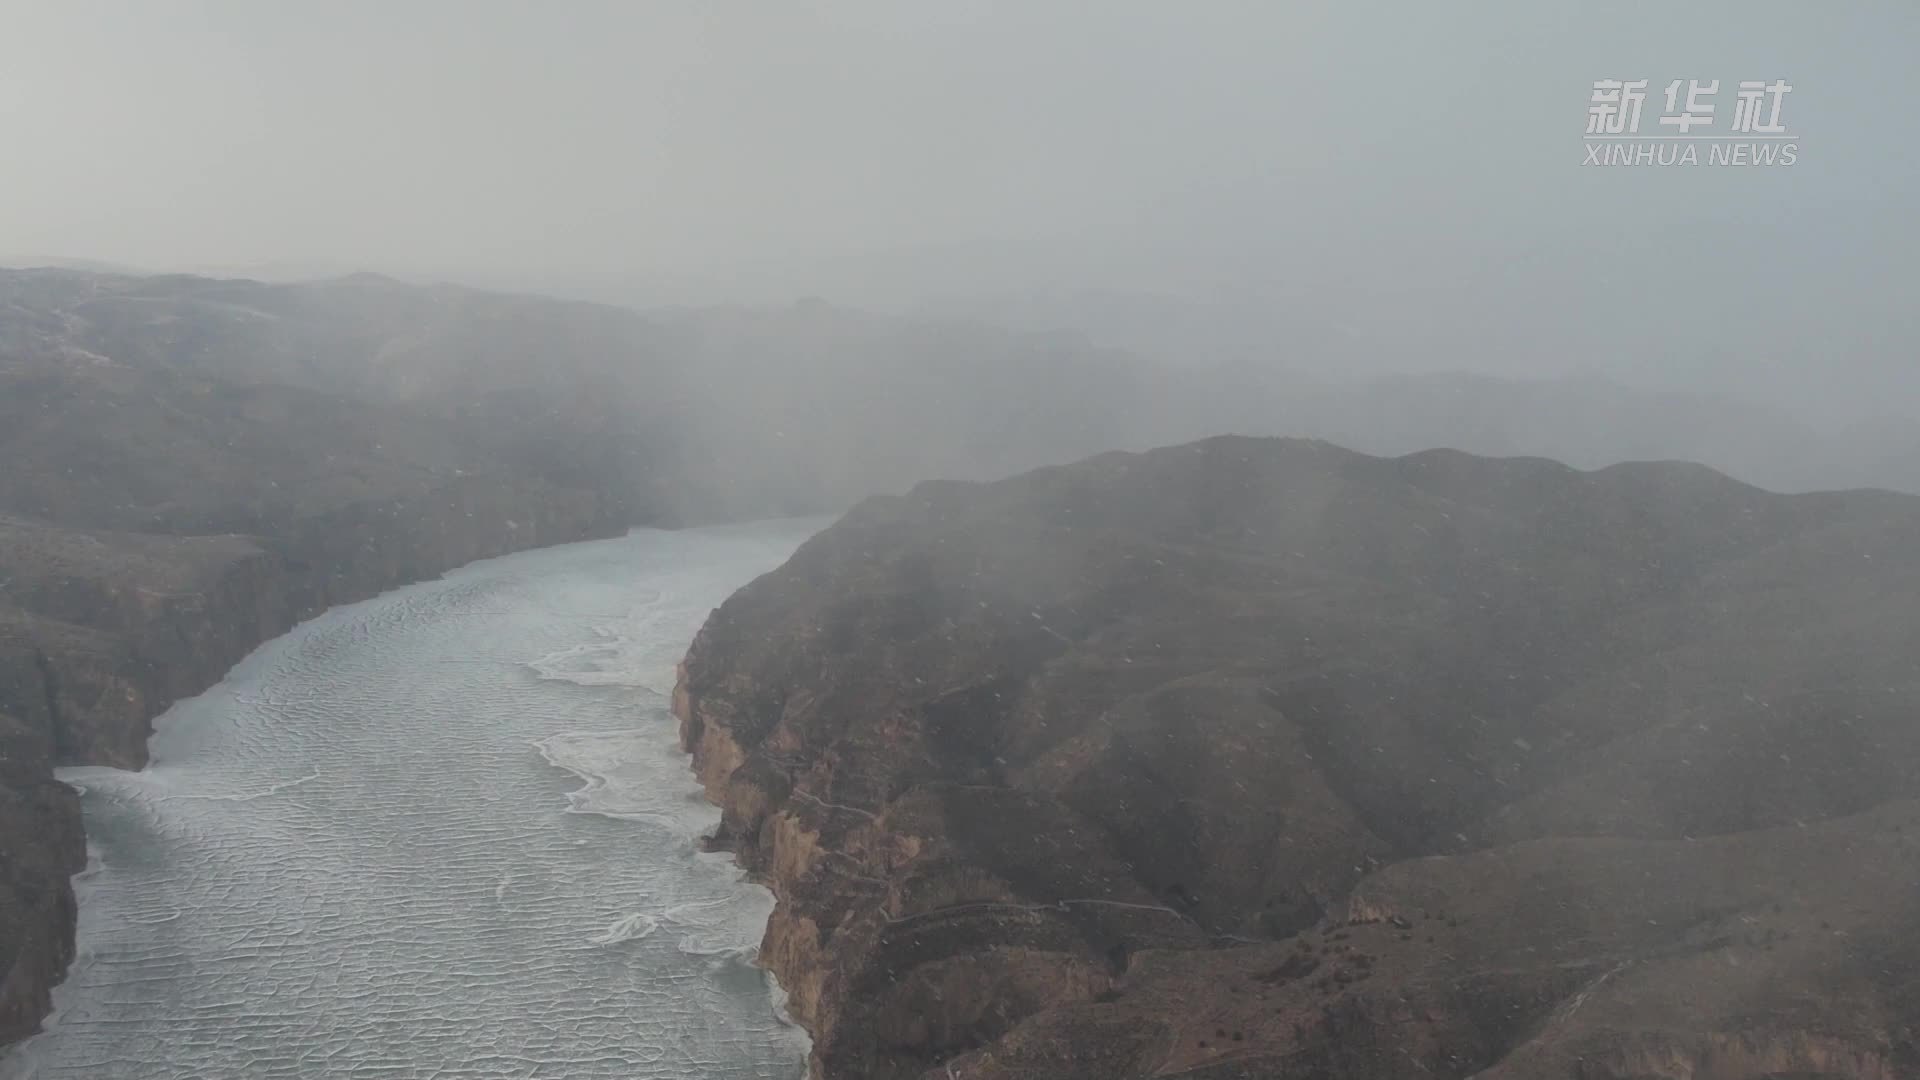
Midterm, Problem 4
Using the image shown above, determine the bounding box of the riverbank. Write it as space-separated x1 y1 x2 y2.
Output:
4 524 816 1078
0 482 620 1047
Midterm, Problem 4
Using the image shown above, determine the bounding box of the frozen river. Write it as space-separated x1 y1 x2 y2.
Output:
3 522 820 1079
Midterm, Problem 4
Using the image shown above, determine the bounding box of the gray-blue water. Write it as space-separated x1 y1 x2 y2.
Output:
3 522 820 1079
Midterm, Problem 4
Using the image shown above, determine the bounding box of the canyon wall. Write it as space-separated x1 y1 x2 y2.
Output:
676 437 1920 1080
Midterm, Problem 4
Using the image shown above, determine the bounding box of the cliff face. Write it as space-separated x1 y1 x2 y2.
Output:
0 640 84 1046
676 436 1920 1080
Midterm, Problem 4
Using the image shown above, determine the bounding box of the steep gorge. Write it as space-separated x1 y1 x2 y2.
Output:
0 261 1181 1044
8 262 1920 1062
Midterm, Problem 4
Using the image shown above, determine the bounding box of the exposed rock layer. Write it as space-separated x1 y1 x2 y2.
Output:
677 436 1920 1079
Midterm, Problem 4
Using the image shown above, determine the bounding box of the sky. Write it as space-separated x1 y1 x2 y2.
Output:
1 1 1915 419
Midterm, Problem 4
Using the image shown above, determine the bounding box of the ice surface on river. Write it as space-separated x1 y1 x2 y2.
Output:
3 522 820 1079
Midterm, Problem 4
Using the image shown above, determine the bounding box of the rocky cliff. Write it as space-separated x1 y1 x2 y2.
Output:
676 436 1920 1079
0 637 84 1046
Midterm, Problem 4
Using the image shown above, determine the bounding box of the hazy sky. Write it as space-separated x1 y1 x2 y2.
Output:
2 1 1915 416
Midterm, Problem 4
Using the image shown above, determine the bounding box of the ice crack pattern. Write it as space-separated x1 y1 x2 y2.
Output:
3 522 822 1079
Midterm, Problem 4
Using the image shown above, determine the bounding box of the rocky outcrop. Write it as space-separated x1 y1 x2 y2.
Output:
0 639 85 1046
676 436 1920 1079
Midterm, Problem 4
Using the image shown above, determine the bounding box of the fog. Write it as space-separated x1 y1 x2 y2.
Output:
3 1 1915 424
7 7 1920 1076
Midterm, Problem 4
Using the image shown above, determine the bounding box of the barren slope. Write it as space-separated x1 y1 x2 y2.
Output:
676 436 1920 1079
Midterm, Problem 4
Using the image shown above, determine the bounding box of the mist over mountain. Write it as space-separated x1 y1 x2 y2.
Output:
1 1 1915 1076
5 262 1912 1056
678 435 1920 1078
6 3 1916 421
9 265 1916 518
